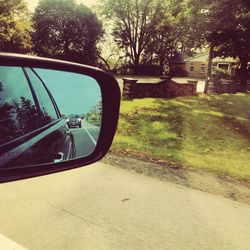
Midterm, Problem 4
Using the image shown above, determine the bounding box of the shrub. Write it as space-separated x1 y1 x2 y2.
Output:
131 64 161 75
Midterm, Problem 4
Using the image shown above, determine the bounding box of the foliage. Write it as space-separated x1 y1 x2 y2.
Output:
142 10 175 72
0 82 17 143
165 0 206 52
101 0 205 73
0 0 33 53
85 101 102 126
33 0 103 65
169 66 187 77
96 19 126 71
188 0 250 85
61 113 67 119
208 0 250 84
14 97 40 135
131 64 161 75
101 0 165 72
112 94 250 180
143 0 203 72
214 67 231 79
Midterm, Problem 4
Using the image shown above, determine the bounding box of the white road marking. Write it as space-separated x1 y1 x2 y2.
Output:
82 123 97 146
0 234 28 250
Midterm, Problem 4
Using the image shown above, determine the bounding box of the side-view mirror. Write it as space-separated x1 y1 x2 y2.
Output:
0 53 120 183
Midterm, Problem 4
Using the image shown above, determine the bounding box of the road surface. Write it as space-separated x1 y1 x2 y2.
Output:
70 120 100 157
0 162 249 250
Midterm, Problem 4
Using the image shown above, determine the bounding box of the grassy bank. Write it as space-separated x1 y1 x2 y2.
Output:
112 93 250 180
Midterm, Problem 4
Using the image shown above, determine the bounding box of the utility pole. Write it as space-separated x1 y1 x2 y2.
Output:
204 42 214 93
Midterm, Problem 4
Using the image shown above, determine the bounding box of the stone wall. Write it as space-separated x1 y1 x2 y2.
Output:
122 77 197 99
213 80 250 93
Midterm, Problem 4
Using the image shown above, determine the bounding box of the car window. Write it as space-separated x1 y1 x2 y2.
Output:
0 66 41 145
69 114 79 118
25 68 59 126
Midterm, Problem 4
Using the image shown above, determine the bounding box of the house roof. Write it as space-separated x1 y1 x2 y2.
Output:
185 52 238 63
185 52 208 62
213 57 238 63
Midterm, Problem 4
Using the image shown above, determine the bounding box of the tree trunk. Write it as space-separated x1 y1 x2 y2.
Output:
239 56 248 91
159 57 164 74
133 55 140 74
204 42 214 93
98 55 111 70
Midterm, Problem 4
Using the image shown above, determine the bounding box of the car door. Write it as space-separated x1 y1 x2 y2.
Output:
0 66 75 168
24 67 76 164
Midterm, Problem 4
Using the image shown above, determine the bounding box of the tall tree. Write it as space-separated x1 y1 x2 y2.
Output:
208 0 250 86
0 0 33 53
102 0 165 73
143 11 176 72
188 0 250 86
33 0 103 65
143 1 198 73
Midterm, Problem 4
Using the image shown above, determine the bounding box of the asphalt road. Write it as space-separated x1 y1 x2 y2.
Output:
0 163 249 250
70 120 100 157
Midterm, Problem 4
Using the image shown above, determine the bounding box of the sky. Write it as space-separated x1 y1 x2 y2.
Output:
26 0 99 11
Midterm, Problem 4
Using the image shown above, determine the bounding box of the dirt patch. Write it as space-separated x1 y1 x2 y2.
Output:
102 152 250 205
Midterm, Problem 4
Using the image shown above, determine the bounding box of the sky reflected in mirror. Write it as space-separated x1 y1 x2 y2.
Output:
35 68 101 116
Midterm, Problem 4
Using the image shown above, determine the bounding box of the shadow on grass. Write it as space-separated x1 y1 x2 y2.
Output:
114 93 250 180
115 100 188 181
159 93 250 141
195 94 250 140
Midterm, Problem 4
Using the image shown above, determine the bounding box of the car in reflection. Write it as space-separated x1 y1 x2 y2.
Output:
0 66 77 168
66 114 82 128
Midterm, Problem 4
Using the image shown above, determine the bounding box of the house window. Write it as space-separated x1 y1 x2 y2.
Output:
200 64 206 73
218 63 229 72
189 63 194 72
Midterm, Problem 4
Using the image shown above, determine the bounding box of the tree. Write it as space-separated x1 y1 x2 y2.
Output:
14 97 40 135
142 11 174 72
97 20 126 72
188 0 250 87
208 0 250 86
0 0 33 53
143 2 195 73
102 0 165 73
33 0 103 65
86 101 102 126
0 82 18 144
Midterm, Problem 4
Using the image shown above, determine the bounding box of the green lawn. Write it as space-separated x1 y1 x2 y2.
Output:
112 93 250 180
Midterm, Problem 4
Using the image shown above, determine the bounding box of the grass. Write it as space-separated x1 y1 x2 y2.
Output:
112 93 250 180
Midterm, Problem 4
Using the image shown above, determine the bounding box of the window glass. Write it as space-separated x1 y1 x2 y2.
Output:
218 64 229 72
200 64 206 73
25 68 59 125
0 66 40 145
190 64 194 72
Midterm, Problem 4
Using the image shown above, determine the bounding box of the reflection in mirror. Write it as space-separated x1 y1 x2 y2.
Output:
0 66 102 168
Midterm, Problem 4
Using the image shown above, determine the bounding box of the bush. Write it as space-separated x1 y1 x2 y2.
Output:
169 66 187 77
214 67 231 79
131 64 161 75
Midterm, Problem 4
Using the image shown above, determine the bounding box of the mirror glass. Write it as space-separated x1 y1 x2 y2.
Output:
0 66 102 168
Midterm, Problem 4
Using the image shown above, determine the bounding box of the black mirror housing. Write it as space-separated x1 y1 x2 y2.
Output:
0 53 120 183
